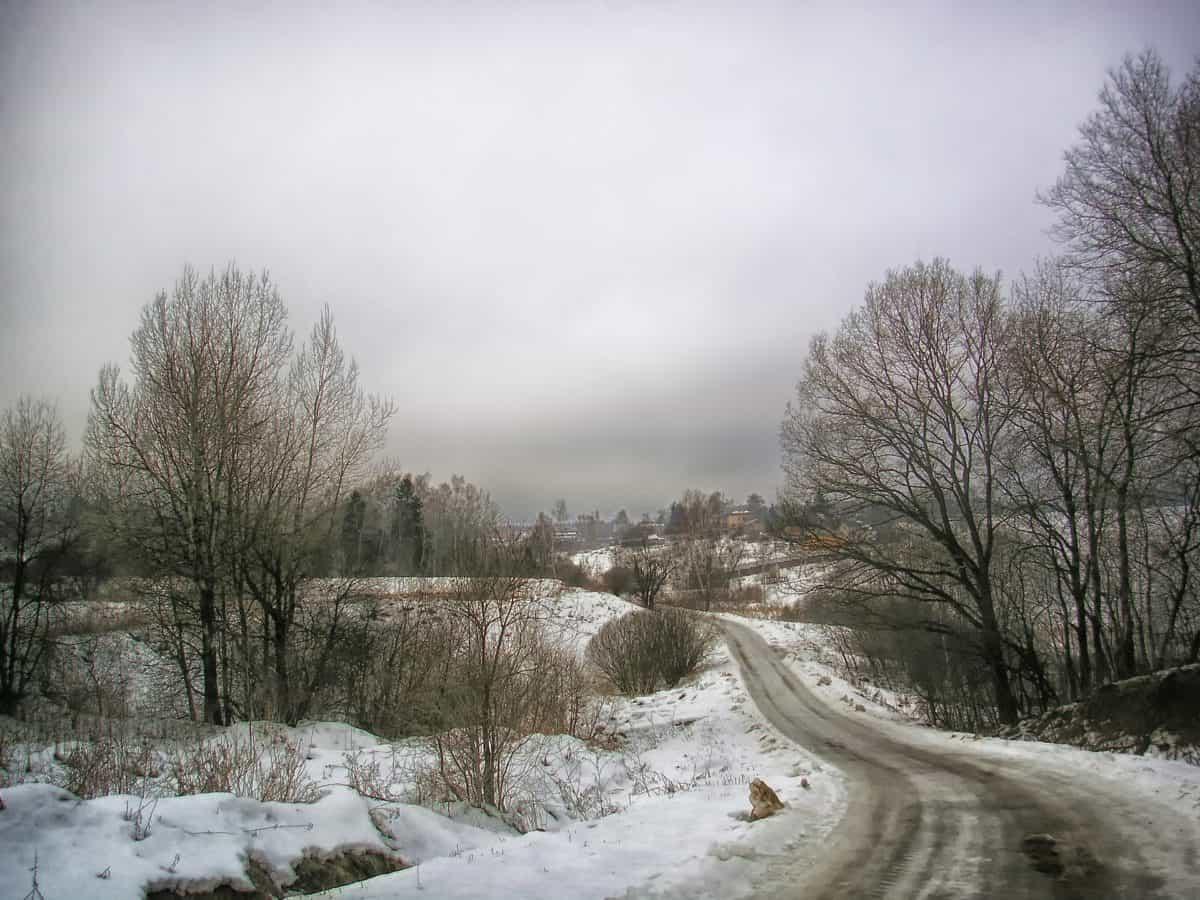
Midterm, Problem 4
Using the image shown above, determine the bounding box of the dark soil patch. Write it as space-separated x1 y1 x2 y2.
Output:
146 848 405 898
1022 832 1109 900
1000 664 1200 763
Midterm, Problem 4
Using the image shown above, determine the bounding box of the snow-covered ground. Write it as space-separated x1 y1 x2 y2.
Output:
570 548 616 577
1 780 390 900
0 587 845 900
7 581 1196 900
305 636 845 899
730 562 829 609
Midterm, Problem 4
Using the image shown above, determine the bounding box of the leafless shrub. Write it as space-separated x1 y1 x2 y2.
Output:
794 588 1000 732
670 585 766 612
56 733 161 799
588 609 718 696
724 585 765 608
0 729 15 787
327 604 459 738
342 746 410 804
539 744 624 820
45 603 152 639
40 634 136 719
169 730 319 803
603 565 635 596
587 613 660 695
654 609 719 687
414 573 615 813
555 559 599 590
429 632 584 810
124 789 159 840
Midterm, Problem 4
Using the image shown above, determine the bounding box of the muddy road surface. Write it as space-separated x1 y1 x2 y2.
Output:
722 619 1200 899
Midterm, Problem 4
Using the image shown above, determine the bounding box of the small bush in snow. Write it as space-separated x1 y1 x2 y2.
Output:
170 730 318 803
587 609 717 696
57 734 161 799
603 565 635 597
654 609 719 688
556 559 598 590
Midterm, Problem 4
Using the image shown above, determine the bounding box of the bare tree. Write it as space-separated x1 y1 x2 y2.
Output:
87 265 293 724
0 398 78 714
782 260 1023 724
671 488 744 610
1036 51 1200 684
1002 265 1110 695
236 307 393 722
680 536 746 611
419 475 502 574
617 541 678 611
1041 50 1200 332
431 569 579 810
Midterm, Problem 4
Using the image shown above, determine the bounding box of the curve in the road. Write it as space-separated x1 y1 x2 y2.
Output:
721 618 1200 899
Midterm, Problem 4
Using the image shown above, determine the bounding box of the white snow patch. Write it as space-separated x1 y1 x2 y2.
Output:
0 783 390 899
571 548 616 577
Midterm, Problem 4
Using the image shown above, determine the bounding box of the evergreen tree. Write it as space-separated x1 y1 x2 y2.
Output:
394 474 426 575
341 490 366 574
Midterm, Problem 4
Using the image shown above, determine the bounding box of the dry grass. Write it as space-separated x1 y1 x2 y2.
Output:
45 602 153 639
57 733 161 798
169 729 319 803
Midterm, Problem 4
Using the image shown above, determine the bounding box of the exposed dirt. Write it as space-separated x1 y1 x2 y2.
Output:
721 619 1200 899
145 848 405 898
997 665 1200 764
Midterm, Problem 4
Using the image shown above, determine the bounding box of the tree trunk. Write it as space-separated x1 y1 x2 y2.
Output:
978 590 1019 725
1073 592 1091 697
1115 493 1137 678
198 583 223 725
273 610 292 725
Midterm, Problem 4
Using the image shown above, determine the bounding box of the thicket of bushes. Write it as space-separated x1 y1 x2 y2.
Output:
794 590 1010 732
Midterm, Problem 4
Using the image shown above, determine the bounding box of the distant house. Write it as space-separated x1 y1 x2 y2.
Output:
726 508 755 531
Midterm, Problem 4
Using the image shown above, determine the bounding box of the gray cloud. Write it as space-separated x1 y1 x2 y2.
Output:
3 1 1198 519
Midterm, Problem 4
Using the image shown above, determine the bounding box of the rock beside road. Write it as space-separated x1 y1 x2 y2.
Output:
748 778 784 820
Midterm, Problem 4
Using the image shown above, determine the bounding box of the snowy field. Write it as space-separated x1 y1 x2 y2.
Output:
0 588 845 900
5 583 1197 899
303 634 845 899
730 562 828 610
570 548 615 577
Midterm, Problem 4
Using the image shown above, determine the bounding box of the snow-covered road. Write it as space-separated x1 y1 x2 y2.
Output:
722 618 1200 899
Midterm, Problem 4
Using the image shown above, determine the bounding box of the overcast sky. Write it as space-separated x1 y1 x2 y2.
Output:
2 2 1197 520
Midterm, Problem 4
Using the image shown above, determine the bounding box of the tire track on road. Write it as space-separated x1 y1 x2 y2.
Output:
722 619 1196 899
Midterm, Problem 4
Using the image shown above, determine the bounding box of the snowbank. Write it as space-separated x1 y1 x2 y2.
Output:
0 783 395 899
306 631 846 899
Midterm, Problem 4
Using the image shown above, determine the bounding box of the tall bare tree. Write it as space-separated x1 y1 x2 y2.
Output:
420 475 502 574
86 265 294 724
0 398 77 714
1003 263 1112 696
1042 50 1200 331
782 260 1023 723
236 307 393 722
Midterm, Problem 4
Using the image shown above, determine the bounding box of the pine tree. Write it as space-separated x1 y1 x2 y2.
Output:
394 475 426 575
